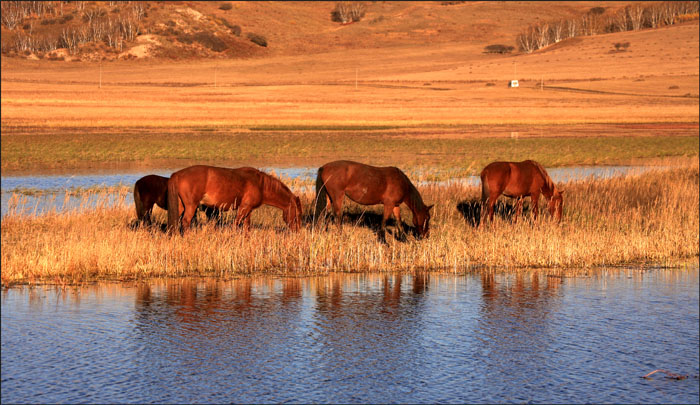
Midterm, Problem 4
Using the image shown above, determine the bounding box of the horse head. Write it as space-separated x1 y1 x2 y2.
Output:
284 195 303 231
415 204 434 239
548 189 564 222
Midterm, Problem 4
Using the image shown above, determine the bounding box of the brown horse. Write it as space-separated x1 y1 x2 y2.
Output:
167 165 302 233
133 174 219 226
313 160 433 241
480 160 564 223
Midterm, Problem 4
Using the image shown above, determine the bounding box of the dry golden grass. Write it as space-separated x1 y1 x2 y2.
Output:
2 158 697 286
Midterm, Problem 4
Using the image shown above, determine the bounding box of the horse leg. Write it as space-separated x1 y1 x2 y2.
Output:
174 197 185 234
234 205 254 232
531 192 540 221
392 206 406 240
191 206 200 227
514 197 524 223
377 204 395 243
330 193 345 231
486 193 499 223
144 207 153 226
324 194 332 229
181 203 198 232
139 199 154 226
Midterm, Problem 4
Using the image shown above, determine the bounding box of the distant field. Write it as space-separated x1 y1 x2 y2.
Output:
1 10 697 176
1 124 697 175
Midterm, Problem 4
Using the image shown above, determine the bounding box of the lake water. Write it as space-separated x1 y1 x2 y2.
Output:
1 165 654 216
2 269 698 404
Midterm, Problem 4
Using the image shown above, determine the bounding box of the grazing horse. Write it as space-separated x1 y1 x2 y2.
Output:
133 174 219 226
313 160 433 241
480 160 564 223
167 165 302 233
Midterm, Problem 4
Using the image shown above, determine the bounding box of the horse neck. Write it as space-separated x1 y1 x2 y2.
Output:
541 182 555 199
533 162 555 198
261 174 293 209
404 182 425 216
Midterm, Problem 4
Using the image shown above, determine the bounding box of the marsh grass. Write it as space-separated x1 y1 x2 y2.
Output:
2 125 697 173
5 184 132 197
2 160 698 286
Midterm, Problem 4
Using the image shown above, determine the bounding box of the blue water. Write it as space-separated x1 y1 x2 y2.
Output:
2 269 698 404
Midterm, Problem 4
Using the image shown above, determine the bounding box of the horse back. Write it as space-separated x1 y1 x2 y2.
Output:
514 160 548 192
212 167 264 208
481 162 512 189
320 160 407 204
135 174 169 209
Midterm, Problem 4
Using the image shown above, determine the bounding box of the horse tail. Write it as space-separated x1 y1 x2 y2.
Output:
133 183 145 222
480 169 489 203
167 177 180 233
313 167 327 224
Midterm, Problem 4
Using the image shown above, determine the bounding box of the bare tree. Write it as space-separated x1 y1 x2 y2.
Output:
83 8 100 24
331 2 366 23
60 28 78 53
580 14 600 35
517 27 537 53
645 3 663 28
120 16 138 41
104 18 119 48
535 22 549 49
550 20 564 43
77 25 89 45
348 1 366 22
614 8 629 31
1 2 24 29
132 2 145 21
677 1 699 15
14 32 33 52
89 20 105 43
628 4 644 30
36 34 59 53
565 18 578 38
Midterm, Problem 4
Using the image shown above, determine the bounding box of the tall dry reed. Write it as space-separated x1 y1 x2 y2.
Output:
2 160 698 286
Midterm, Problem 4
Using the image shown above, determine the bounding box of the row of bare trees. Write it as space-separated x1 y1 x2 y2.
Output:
1 1 67 29
331 1 366 24
1 0 144 28
517 1 699 53
4 2 148 55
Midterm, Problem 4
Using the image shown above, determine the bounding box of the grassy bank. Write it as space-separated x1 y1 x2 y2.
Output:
2 159 698 286
1 124 698 174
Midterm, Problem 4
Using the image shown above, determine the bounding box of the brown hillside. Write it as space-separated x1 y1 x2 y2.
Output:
1 2 698 130
1 1 635 61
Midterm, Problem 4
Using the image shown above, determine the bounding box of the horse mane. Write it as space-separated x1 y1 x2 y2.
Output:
530 160 555 193
401 171 426 212
261 171 293 200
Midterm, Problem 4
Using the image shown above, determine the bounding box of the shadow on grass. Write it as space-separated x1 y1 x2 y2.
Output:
305 211 414 243
456 199 526 227
127 208 227 234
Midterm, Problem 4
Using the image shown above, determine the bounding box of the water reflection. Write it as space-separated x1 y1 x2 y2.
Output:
2 269 698 404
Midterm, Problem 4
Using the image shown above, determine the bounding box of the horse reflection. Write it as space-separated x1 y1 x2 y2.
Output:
314 273 429 315
476 271 563 380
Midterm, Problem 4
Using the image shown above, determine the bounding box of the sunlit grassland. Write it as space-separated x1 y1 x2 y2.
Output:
2 159 698 286
1 124 697 174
